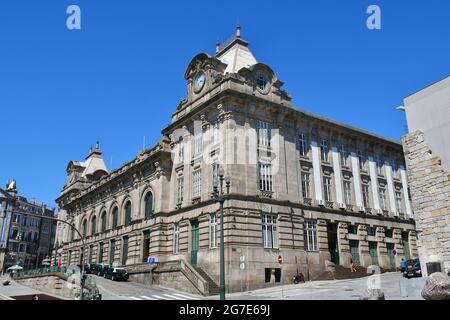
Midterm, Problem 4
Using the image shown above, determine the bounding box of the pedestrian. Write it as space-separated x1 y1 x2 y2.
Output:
400 258 406 273
350 259 356 273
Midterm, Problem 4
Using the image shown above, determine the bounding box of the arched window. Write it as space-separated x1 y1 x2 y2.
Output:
144 192 153 220
112 207 118 229
82 219 87 237
101 211 107 232
91 216 97 236
124 201 132 226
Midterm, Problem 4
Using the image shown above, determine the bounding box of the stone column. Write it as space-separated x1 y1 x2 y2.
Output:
409 230 419 259
331 147 344 206
317 219 330 263
311 141 323 204
368 157 381 213
376 226 389 269
350 152 363 209
337 222 351 267
358 225 371 267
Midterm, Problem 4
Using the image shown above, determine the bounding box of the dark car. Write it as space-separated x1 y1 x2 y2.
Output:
77 264 95 274
403 258 422 278
94 264 110 276
104 267 129 281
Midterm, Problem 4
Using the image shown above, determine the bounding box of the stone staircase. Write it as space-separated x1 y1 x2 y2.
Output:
194 267 220 295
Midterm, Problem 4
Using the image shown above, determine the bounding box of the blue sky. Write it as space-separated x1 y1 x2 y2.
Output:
0 0 449 208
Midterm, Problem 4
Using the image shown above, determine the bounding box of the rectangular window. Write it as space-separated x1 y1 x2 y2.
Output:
259 163 273 192
192 170 201 199
395 191 403 214
98 242 104 264
122 236 129 265
212 162 219 186
109 240 116 265
298 133 308 157
323 176 332 202
210 214 218 249
362 183 370 208
301 172 310 199
173 224 180 254
142 230 151 263
385 229 393 238
257 120 271 147
343 180 352 205
340 145 348 167
320 138 329 162
357 150 365 170
348 225 358 234
367 227 376 237
376 153 383 175
304 220 318 251
193 131 202 156
178 142 184 164
379 187 387 211
262 214 278 249
176 176 184 204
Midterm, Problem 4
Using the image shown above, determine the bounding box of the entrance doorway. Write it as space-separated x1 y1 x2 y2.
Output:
327 223 339 265
369 241 379 265
386 243 396 269
349 240 360 266
191 220 199 265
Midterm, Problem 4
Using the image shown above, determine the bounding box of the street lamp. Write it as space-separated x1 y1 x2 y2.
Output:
211 166 231 300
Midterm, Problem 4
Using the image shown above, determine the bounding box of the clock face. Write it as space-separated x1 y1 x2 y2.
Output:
194 71 206 93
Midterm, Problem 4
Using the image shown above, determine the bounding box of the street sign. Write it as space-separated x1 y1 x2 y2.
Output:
392 249 397 256
148 257 156 265
278 255 282 265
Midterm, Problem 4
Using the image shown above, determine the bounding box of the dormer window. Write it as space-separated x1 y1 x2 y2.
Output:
256 72 270 94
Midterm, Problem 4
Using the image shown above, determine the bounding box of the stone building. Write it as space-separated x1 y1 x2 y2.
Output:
53 27 418 294
401 76 450 276
0 181 57 271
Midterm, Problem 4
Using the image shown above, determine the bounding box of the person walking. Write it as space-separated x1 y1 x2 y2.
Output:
400 258 406 273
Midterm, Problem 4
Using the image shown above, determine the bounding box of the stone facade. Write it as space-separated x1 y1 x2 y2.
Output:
402 129 450 275
52 28 417 294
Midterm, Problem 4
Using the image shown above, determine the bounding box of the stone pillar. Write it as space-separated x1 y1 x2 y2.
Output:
368 157 381 213
358 225 371 267
385 163 397 216
331 148 344 206
311 141 323 204
376 226 389 269
393 228 404 265
350 152 363 209
337 222 351 267
409 230 418 259
317 219 330 263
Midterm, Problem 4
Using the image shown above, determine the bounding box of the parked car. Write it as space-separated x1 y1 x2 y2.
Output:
104 267 129 281
77 263 95 274
94 264 110 276
403 258 422 278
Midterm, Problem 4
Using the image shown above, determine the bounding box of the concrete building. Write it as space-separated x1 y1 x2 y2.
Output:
0 181 57 272
53 27 418 295
401 76 450 276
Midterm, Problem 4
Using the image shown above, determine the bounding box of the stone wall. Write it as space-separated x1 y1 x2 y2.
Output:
15 275 77 299
402 130 450 275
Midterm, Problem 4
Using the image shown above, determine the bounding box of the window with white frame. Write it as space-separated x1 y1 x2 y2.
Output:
173 223 180 254
304 220 318 251
395 191 403 214
193 130 203 156
257 120 271 147
379 186 387 211
192 170 201 199
262 214 278 249
298 133 308 157
343 180 352 205
362 183 370 208
259 163 273 192
178 142 184 164
320 138 329 162
210 214 218 249
357 150 365 170
340 145 349 167
213 121 220 145
301 172 310 199
176 176 184 204
323 176 332 202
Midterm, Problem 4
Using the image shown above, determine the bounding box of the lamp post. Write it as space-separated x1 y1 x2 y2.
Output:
211 166 230 300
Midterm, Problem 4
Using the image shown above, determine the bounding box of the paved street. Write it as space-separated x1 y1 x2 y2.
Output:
91 275 203 300
221 272 426 300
